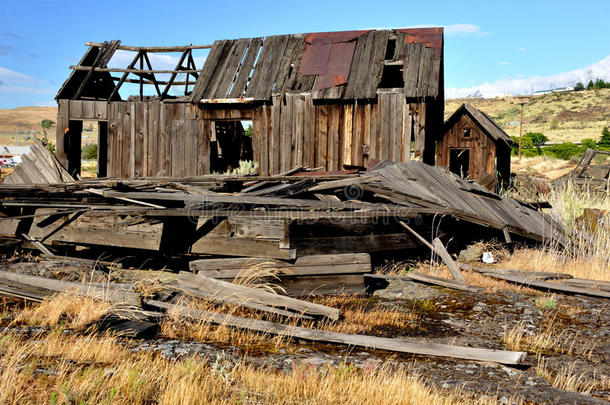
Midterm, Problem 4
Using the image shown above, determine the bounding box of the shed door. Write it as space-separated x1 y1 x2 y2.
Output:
449 148 470 179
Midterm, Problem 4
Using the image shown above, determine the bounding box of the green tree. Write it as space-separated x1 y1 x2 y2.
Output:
598 127 610 150
573 82 585 91
524 132 548 154
586 80 595 90
244 125 253 137
40 119 55 137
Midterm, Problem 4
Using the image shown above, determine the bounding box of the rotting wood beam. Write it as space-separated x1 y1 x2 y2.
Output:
147 300 527 365
398 220 465 283
460 264 610 299
85 42 213 52
178 272 340 320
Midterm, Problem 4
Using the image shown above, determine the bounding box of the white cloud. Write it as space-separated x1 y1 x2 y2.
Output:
517 46 540 52
0 67 54 95
446 55 610 98
444 24 485 35
498 61 510 65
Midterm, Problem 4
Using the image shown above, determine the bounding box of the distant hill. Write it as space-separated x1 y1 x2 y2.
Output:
445 88 610 143
0 106 57 145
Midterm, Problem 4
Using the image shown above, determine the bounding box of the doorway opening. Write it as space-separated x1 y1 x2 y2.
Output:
210 119 253 174
449 148 470 179
65 120 107 178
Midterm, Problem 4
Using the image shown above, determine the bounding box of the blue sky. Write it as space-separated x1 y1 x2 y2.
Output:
0 0 609 107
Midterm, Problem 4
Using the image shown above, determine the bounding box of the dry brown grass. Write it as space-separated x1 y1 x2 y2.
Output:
0 325 499 405
535 357 609 395
446 89 610 143
14 293 112 329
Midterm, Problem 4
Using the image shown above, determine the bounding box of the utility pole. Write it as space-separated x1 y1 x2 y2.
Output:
518 100 526 159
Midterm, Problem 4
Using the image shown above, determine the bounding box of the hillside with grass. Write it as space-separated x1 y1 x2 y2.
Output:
445 88 610 144
0 106 57 145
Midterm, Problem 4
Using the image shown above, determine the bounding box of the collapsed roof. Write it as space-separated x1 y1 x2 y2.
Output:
56 28 443 102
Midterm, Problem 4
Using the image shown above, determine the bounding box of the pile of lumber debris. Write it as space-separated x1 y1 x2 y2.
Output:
1 149 608 367
0 158 567 294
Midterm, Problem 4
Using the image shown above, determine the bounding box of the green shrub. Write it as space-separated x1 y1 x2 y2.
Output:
543 142 583 160
82 144 98 160
581 138 597 150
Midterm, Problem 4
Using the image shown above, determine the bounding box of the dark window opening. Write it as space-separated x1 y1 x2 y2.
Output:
210 120 253 173
463 128 471 138
385 38 396 60
449 148 470 179
378 65 404 89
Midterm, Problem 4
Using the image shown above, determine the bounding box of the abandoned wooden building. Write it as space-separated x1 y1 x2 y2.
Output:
437 103 514 189
55 28 444 178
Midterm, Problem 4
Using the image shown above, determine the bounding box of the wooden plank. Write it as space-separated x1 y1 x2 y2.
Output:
462 265 610 299
402 97 411 161
398 221 465 283
210 38 250 98
279 274 365 297
280 94 293 172
379 93 390 159
190 40 232 102
0 270 140 305
294 95 305 166
178 284 313 320
178 272 340 320
229 38 263 98
190 253 371 278
148 300 527 365
28 209 163 251
562 278 610 292
191 238 296 260
365 31 390 98
304 94 315 168
316 106 329 170
328 106 340 171
270 95 282 174
342 104 353 166
366 273 481 292
391 93 402 162
254 35 290 100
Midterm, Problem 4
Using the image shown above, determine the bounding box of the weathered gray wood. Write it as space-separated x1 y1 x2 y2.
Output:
190 253 371 278
367 273 481 292
148 300 527 365
398 221 465 282
178 272 339 320
177 284 313 320
0 270 140 305
462 265 610 299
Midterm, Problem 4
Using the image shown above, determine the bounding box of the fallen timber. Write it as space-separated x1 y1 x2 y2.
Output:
460 264 610 299
0 161 567 262
147 300 527 365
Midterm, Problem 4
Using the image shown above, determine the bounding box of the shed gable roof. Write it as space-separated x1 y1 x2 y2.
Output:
444 103 515 147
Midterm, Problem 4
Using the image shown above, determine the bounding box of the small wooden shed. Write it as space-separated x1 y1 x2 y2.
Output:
55 27 444 178
437 103 514 189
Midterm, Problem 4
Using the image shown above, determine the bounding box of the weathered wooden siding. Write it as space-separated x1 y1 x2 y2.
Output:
255 91 427 175
106 102 206 178
437 114 497 180
57 94 436 178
